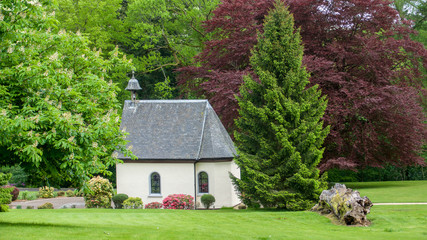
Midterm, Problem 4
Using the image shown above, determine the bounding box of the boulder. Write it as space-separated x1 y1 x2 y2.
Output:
311 183 373 226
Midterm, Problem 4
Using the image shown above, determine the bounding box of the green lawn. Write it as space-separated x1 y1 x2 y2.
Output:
1 206 427 240
343 180 427 203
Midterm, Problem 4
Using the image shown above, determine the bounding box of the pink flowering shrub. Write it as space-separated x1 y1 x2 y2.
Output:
145 202 163 209
162 194 194 210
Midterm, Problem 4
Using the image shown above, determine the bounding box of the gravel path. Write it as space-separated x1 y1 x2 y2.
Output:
8 198 427 209
9 197 85 209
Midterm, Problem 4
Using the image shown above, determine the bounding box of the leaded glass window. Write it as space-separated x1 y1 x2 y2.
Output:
198 172 208 193
150 172 161 194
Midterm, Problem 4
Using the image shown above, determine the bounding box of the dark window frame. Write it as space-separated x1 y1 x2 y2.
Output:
198 171 209 193
150 172 161 194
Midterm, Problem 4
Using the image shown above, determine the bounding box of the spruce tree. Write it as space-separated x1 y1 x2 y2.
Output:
231 0 329 210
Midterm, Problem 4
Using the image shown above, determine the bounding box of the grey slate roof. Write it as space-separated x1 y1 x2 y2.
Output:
118 100 237 161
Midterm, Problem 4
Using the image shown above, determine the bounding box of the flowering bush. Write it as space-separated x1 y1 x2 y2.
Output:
163 194 194 210
39 186 54 198
84 176 113 208
123 197 143 209
145 202 163 209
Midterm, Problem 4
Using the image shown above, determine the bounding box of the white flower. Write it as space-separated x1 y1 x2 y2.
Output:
7 46 13 54
0 14 4 21
92 142 98 148
70 153 74 160
43 70 48 76
49 52 58 61
68 136 75 142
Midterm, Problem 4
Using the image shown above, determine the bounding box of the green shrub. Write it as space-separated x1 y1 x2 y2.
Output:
0 172 11 186
16 205 22 209
21 191 29 200
0 173 12 212
26 206 34 209
123 197 143 209
66 190 75 197
57 191 65 197
39 186 54 198
112 194 129 209
84 176 113 208
74 189 83 197
38 202 54 209
0 165 28 187
201 194 216 209
0 204 9 212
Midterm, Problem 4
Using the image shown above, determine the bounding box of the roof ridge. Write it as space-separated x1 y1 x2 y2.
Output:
196 101 209 160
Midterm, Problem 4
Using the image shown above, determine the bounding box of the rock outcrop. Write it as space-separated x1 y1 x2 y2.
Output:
312 183 373 226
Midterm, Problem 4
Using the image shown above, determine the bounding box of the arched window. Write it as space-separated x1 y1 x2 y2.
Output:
150 172 161 194
198 171 209 193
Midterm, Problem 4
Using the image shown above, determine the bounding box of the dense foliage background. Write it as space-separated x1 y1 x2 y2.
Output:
0 0 426 188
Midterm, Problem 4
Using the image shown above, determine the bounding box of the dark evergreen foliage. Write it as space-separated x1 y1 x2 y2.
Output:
231 1 329 210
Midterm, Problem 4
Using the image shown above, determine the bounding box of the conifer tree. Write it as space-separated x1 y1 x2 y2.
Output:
231 0 329 210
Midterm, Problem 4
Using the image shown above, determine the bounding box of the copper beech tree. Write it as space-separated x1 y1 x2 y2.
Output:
178 0 427 171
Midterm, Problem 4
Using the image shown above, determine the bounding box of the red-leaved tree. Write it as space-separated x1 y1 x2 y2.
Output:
178 0 427 171
178 0 274 130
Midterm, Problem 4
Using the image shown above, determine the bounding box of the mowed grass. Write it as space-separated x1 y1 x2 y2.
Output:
1 206 427 240
343 180 427 203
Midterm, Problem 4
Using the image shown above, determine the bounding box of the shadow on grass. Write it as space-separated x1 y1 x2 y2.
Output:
0 221 81 229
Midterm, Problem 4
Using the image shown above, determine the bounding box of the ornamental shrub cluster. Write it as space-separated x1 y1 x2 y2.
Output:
123 197 143 209
112 194 129 209
0 173 12 212
163 194 194 210
39 186 55 198
1 185 19 201
201 194 216 209
84 176 113 208
145 202 163 209
66 190 75 197
38 202 54 209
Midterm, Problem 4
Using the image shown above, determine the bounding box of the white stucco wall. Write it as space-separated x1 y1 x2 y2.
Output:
195 161 240 208
116 162 195 206
116 160 241 208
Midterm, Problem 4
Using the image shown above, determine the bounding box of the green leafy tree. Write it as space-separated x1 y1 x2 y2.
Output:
124 0 219 99
55 0 126 53
393 0 427 46
55 0 132 107
0 0 134 187
231 1 329 210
